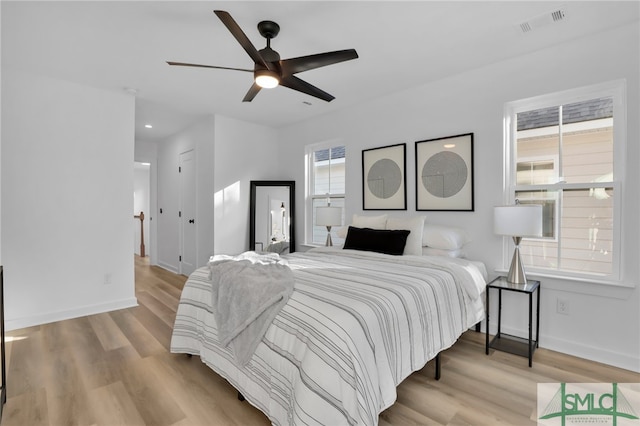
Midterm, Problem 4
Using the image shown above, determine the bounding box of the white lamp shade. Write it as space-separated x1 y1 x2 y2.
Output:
494 205 543 237
316 206 342 226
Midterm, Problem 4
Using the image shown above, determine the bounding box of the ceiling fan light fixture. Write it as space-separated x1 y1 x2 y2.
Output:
255 69 280 89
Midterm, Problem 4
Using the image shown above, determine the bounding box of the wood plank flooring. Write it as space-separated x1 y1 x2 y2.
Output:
2 256 638 425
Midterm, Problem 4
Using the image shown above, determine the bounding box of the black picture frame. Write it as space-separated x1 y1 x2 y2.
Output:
362 143 407 210
415 133 474 211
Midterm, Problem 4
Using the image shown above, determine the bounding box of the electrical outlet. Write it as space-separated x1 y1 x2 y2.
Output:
103 273 112 285
557 298 569 315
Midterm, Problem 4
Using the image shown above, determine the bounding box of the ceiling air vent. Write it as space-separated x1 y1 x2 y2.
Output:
551 9 565 22
519 8 567 33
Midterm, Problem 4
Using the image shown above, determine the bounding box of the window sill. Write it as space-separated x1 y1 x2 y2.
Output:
494 268 636 299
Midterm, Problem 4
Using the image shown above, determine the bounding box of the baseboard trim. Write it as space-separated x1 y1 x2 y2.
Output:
541 334 640 373
6 297 139 331
157 261 178 274
492 324 640 373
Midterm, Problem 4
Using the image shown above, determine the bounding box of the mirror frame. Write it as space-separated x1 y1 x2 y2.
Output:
250 180 296 253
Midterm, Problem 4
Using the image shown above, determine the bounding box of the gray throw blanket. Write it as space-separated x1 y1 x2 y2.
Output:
208 252 294 366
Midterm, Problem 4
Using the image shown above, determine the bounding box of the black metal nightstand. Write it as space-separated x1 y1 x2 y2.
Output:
485 276 540 367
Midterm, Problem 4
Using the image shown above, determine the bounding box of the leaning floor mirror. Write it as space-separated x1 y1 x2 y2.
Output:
250 180 295 254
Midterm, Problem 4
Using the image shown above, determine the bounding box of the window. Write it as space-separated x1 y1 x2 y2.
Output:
503 81 625 281
306 143 346 245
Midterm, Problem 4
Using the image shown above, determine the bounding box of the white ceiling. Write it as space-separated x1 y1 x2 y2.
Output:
3 1 638 143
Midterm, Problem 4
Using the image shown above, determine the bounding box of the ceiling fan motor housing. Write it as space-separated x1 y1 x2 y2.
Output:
258 47 281 65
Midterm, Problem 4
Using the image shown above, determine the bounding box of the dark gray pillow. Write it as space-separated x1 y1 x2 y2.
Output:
343 226 410 256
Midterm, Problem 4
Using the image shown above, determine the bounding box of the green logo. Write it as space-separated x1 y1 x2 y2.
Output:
539 383 639 425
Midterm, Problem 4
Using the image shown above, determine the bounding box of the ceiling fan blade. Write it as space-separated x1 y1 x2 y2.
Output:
214 10 275 72
280 49 358 75
242 82 262 102
280 75 335 102
166 61 253 73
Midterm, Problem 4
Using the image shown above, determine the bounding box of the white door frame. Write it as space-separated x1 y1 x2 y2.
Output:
179 149 197 275
133 157 158 266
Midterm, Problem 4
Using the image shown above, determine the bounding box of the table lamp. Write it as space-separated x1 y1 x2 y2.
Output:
316 206 342 246
494 203 543 284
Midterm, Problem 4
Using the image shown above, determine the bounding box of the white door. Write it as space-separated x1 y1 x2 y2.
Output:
179 150 197 275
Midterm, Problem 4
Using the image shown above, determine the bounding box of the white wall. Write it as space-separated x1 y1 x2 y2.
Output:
278 23 640 371
153 114 280 270
156 116 215 273
213 115 280 255
1 69 137 330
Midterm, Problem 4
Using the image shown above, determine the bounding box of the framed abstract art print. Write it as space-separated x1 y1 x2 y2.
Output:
415 133 474 211
362 143 407 210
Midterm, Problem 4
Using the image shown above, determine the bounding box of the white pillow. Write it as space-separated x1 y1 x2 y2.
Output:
336 214 387 239
386 215 426 256
352 213 388 229
421 247 466 258
422 224 470 250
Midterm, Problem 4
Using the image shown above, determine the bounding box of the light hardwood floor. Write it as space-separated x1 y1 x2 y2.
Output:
2 256 638 425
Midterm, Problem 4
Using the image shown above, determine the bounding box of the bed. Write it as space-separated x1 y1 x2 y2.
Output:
170 246 487 425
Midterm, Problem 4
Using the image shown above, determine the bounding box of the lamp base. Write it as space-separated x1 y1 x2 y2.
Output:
507 236 527 284
325 226 333 246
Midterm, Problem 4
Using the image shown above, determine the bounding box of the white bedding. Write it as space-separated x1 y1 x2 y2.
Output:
170 247 486 425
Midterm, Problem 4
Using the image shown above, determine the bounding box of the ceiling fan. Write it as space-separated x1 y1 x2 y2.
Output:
167 10 359 102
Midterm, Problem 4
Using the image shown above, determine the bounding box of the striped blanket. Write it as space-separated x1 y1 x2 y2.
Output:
170 247 486 425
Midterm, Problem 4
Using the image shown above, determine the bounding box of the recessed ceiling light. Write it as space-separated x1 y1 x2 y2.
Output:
141 162 151 166
144 124 153 129
443 144 456 149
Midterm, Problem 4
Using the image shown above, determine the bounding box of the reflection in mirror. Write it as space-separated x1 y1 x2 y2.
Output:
250 181 295 254
0 266 5 419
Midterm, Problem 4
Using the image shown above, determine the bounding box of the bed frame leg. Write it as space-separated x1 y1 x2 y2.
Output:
238 392 245 402
435 353 441 381
475 321 481 332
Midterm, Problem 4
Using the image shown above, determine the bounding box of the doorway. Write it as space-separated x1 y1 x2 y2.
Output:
134 161 151 258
